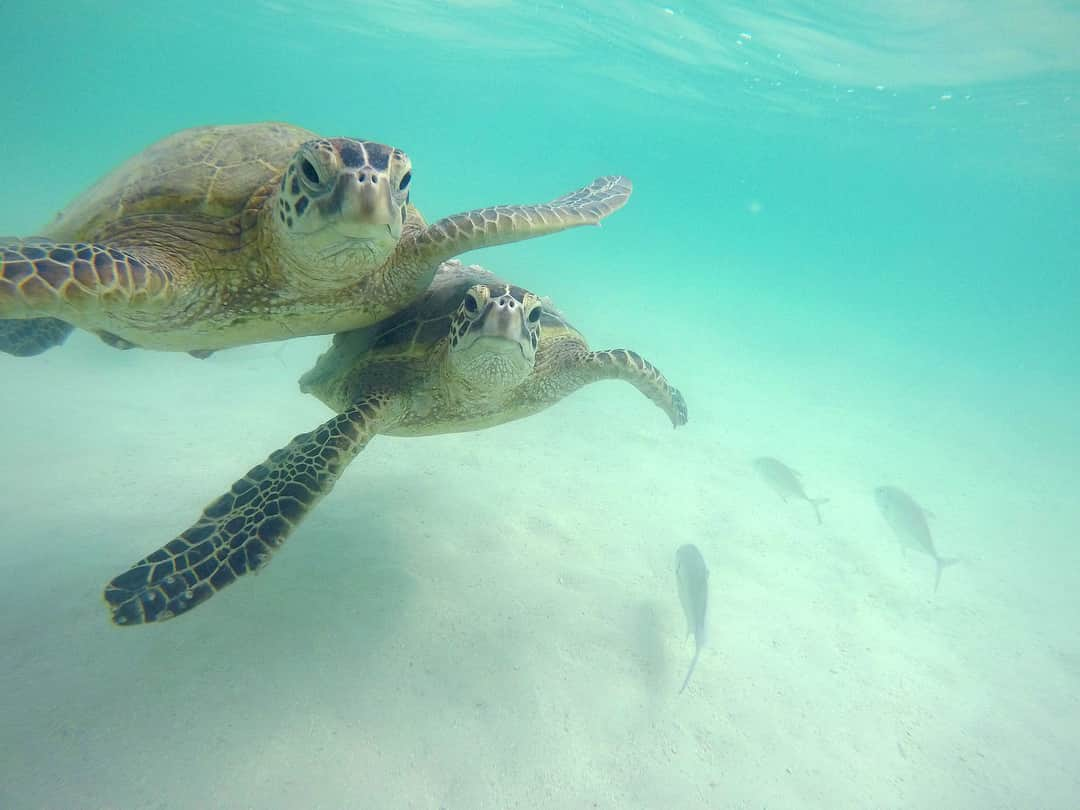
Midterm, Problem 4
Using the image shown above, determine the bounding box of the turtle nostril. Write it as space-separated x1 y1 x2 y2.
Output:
357 172 366 182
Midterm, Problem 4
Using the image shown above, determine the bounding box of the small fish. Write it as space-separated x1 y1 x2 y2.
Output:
753 457 829 524
874 485 960 592
675 544 709 694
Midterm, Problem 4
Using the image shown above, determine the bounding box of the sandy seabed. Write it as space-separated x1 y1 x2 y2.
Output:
1 305 1077 810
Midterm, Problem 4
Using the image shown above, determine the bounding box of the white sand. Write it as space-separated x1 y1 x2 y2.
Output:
1 295 1078 809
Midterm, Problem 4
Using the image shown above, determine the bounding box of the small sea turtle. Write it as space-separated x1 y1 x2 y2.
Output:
0 122 630 357
104 260 688 625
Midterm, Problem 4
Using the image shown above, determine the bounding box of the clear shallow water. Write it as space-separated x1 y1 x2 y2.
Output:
3 2 1077 383
1 2 1077 808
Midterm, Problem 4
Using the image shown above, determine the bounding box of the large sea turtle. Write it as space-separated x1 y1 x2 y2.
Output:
0 122 630 357
103 260 687 625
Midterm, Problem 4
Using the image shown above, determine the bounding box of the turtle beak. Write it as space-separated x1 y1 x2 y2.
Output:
473 295 534 360
338 171 402 238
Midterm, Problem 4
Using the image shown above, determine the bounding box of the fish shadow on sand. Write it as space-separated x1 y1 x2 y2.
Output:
630 599 672 707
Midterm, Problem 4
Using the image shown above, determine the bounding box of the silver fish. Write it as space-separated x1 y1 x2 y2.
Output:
874 485 959 592
675 544 709 694
753 457 829 524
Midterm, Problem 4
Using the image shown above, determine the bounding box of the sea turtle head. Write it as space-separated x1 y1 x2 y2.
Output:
446 282 543 391
270 137 413 285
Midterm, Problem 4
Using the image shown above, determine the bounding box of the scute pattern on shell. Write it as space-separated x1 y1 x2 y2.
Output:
44 123 318 242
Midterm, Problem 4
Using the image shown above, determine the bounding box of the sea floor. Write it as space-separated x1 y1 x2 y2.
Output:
1 297 1077 809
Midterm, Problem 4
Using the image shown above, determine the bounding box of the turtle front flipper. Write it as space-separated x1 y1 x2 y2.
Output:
582 349 688 428
0 239 173 321
404 175 632 271
103 395 396 626
0 317 73 356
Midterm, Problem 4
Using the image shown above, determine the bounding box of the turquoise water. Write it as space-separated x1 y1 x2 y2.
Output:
1 3 1078 808
3 4 1077 391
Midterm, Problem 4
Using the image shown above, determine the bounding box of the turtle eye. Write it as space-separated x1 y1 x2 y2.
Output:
527 306 542 324
463 293 479 314
300 158 322 186
399 171 411 191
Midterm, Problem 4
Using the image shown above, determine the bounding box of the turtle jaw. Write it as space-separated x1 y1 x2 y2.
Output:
269 219 400 290
302 177 404 271
448 335 535 392
333 173 404 239
448 307 538 391
446 283 543 391
267 136 411 288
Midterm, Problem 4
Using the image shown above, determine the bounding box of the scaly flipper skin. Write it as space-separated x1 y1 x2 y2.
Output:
0 239 174 318
103 395 394 625
0 317 73 356
582 349 688 427
406 176 632 272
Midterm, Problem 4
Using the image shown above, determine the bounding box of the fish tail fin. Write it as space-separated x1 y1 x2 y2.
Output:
678 647 701 694
934 557 961 592
809 497 829 525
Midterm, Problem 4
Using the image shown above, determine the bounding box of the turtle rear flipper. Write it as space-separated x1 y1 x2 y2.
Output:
0 239 173 320
402 176 632 278
0 317 73 356
103 394 395 626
